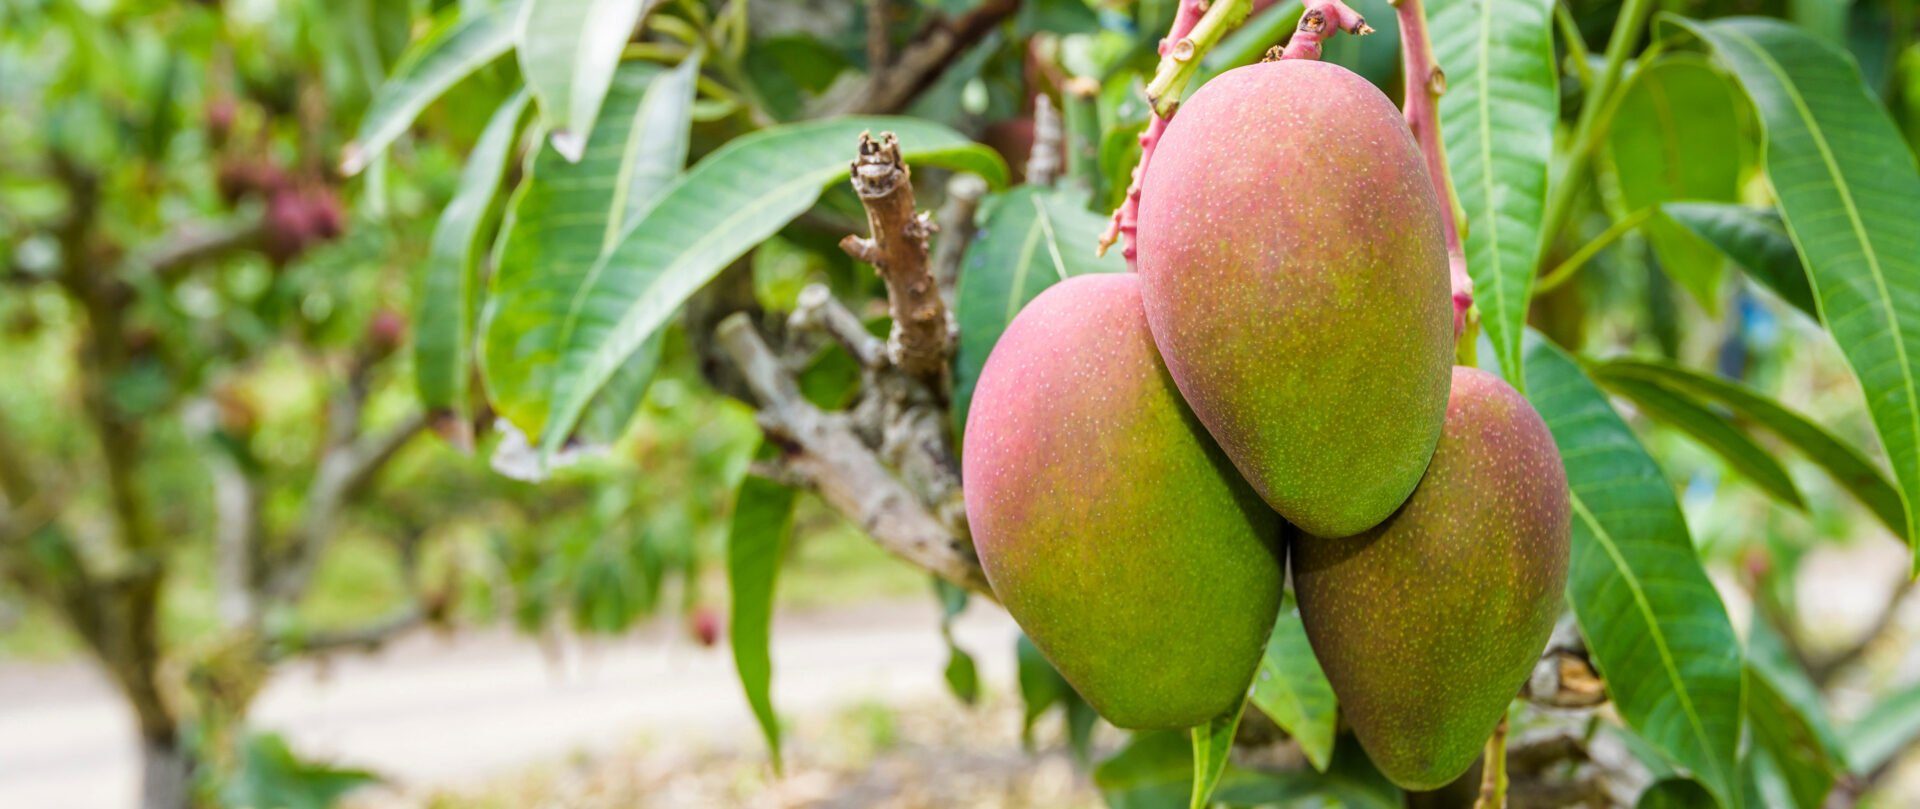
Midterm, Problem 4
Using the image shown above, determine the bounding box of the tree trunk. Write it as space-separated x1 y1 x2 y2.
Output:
138 732 194 809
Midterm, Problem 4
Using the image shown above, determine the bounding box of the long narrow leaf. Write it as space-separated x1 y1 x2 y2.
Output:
727 474 797 768
1247 595 1337 773
516 0 654 161
1190 703 1243 809
1590 357 1907 540
481 61 666 437
536 118 1007 458
1429 0 1557 381
1677 17 1920 570
1593 372 1806 510
415 90 531 430
1661 202 1816 319
343 1 522 175
1524 335 1744 808
1605 57 1749 311
951 188 1124 435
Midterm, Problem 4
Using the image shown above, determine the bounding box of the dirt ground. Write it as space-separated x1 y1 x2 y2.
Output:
349 696 1107 809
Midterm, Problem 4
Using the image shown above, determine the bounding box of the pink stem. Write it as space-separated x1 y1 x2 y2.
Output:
1394 0 1472 338
1097 0 1209 264
1278 0 1372 61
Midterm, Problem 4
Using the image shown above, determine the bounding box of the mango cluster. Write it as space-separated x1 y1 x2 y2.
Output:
961 60 1571 791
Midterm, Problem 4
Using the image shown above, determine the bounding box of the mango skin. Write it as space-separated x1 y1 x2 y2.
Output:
1292 367 1570 790
1136 59 1452 538
962 273 1285 729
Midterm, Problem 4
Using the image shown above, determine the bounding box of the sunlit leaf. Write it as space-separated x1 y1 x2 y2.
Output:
343 1 522 175
951 187 1125 435
1523 335 1744 808
1190 702 1242 809
415 89 530 430
1678 17 1920 570
726 473 797 768
1589 357 1907 540
1605 57 1749 312
481 58 697 441
1247 594 1337 773
1430 0 1557 381
536 117 1007 458
515 0 655 161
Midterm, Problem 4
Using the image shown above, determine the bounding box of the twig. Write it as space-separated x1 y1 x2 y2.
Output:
1393 0 1473 338
1098 0 1224 263
278 605 426 658
1474 714 1509 809
840 132 949 384
716 314 991 595
146 218 268 281
867 0 893 73
270 412 428 602
1027 94 1063 187
828 0 1023 115
929 173 987 309
790 284 885 368
1277 0 1372 61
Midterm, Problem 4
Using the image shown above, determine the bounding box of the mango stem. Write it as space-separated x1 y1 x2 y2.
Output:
1473 713 1510 809
1391 0 1474 341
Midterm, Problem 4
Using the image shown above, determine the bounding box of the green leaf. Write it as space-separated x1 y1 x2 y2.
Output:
1605 57 1749 312
1588 357 1907 541
1637 778 1716 809
344 1 522 175
1017 632 1071 744
726 473 798 768
934 579 979 705
1095 732 1399 809
537 117 1008 457
1745 620 1842 809
1429 0 1557 381
1247 595 1337 772
223 733 380 809
951 187 1125 434
1677 16 1920 571
481 58 694 439
1522 335 1744 808
1661 202 1816 319
1190 702 1243 809
515 0 654 162
1590 371 1806 509
1841 679 1920 775
415 89 530 427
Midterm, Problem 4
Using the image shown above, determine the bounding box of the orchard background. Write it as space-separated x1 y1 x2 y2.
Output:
2 0 1920 807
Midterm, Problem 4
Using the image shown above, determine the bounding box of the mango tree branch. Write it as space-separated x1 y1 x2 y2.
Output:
716 313 991 595
1100 0 1243 263
841 132 949 384
1392 0 1473 338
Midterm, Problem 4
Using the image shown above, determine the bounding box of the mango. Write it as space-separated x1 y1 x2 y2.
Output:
1292 367 1569 789
1136 59 1453 538
962 273 1284 729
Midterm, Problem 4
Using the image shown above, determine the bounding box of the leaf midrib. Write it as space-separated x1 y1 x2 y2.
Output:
1720 25 1920 547
1568 490 1732 801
